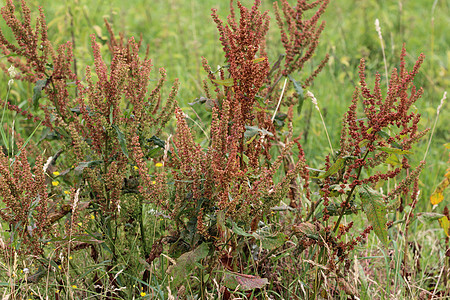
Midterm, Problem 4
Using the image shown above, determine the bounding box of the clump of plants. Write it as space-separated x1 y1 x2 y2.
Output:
0 0 447 299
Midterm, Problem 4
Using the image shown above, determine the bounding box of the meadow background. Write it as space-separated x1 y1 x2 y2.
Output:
0 0 449 299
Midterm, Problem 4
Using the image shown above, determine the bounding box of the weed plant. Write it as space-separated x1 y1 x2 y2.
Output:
0 0 448 299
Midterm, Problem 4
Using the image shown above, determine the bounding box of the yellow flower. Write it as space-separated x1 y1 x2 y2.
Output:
77 222 82 226
91 214 95 220
140 292 146 297
155 162 163 167
52 181 59 186
151 181 156 185
55 290 59 293
72 285 77 289
58 265 62 270
64 190 70 195
69 256 73 260
52 171 60 176
133 166 138 170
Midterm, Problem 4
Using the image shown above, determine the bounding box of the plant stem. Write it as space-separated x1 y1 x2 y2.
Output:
333 149 370 233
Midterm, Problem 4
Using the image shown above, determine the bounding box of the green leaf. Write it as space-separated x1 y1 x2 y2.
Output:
259 232 287 250
385 154 401 166
212 78 234 86
231 221 253 237
317 157 345 179
33 79 47 111
287 74 304 115
244 125 273 139
358 185 389 247
112 124 129 159
223 271 269 291
167 243 210 287
416 212 445 223
377 147 412 155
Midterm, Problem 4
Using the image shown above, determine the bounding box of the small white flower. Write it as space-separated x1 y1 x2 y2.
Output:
23 268 29 274
8 65 18 78
8 79 14 88
374 19 383 40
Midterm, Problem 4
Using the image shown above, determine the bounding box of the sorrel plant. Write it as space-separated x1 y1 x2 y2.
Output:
0 0 443 299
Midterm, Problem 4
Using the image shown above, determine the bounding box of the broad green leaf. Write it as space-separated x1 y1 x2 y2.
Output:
112 124 129 159
358 185 389 247
377 147 412 155
287 74 304 115
33 79 47 111
259 232 287 250
167 243 210 287
223 271 268 291
439 216 449 237
317 157 345 179
385 154 401 166
212 78 234 86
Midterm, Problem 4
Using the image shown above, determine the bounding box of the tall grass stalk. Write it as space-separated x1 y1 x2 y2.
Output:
424 91 447 161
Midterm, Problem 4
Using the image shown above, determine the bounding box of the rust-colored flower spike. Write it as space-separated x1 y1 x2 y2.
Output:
0 142 50 256
333 45 427 202
211 0 270 122
0 0 51 80
273 0 329 83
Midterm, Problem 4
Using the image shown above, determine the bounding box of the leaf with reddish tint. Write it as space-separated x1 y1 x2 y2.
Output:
223 271 268 291
358 185 389 247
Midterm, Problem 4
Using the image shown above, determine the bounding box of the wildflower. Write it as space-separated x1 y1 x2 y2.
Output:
52 171 60 176
64 190 70 195
8 79 14 88
133 166 138 170
72 285 77 289
91 214 95 220
8 65 18 78
140 292 146 297
151 181 156 184
155 162 163 167
58 265 62 270
52 181 59 186
69 256 72 260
